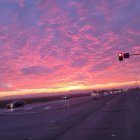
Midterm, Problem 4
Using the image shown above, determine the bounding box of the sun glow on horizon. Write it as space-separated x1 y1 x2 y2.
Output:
0 81 139 98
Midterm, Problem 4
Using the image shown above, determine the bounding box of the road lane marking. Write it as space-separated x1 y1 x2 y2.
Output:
111 134 116 137
43 106 51 110
24 107 32 110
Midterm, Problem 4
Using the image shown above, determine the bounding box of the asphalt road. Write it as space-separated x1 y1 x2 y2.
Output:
0 91 140 140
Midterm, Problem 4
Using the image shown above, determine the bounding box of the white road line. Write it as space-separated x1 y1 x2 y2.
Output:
24 107 32 110
43 106 51 110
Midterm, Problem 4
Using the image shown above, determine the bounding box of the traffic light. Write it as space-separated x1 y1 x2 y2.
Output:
123 53 130 59
118 53 123 61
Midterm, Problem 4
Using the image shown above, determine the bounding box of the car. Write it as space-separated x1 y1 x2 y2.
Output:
61 96 70 100
6 100 26 108
103 92 110 97
91 92 102 100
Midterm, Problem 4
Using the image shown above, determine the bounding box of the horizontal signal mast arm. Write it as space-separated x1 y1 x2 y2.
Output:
130 53 140 56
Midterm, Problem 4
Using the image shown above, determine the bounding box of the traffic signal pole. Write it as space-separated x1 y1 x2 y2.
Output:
118 52 140 90
118 52 140 61
130 53 140 56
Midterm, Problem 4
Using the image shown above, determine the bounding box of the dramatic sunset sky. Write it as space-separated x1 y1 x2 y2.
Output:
0 0 140 97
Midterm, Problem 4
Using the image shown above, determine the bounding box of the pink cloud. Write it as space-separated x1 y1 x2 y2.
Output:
0 0 140 95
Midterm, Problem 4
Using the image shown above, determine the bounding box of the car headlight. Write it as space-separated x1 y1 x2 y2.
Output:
10 104 14 108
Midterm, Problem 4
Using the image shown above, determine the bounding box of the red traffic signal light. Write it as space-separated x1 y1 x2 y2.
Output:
118 53 123 61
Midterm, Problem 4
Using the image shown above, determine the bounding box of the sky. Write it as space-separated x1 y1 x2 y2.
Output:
0 0 140 97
